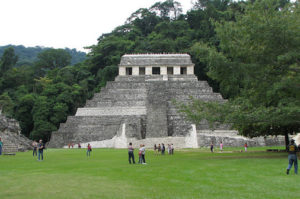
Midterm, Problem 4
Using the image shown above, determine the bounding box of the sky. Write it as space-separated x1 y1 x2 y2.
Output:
0 0 194 52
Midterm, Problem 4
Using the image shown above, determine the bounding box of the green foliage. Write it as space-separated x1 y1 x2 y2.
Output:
179 0 300 140
0 92 14 116
0 45 86 67
0 47 18 75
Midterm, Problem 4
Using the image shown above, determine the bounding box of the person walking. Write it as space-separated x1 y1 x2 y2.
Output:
286 139 298 175
0 137 3 155
87 143 92 157
171 144 174 155
38 139 44 161
210 142 214 153
128 142 135 164
32 140 38 156
154 144 157 155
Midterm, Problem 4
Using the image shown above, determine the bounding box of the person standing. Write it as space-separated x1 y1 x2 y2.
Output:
154 144 157 155
171 144 174 155
210 142 214 153
244 143 248 152
141 144 146 164
138 144 143 164
286 139 298 175
87 143 92 157
161 143 165 155
220 141 223 152
38 140 44 161
128 142 135 164
32 140 38 156
157 144 161 155
0 137 3 155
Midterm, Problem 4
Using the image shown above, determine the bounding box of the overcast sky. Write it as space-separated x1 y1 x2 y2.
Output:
0 0 194 52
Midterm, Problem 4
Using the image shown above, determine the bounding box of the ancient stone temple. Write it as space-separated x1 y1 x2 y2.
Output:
49 54 284 148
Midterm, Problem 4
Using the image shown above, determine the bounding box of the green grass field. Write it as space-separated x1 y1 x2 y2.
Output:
0 147 299 199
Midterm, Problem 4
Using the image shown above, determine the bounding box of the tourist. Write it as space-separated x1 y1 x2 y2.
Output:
171 144 174 155
138 144 143 164
141 144 146 164
244 143 248 152
210 142 214 153
32 140 38 156
71 143 74 148
220 141 223 152
78 143 81 149
168 144 172 155
162 143 165 155
87 143 92 157
157 144 161 155
68 143 71 148
0 137 2 155
38 139 44 161
286 139 298 175
128 142 135 164
154 144 157 155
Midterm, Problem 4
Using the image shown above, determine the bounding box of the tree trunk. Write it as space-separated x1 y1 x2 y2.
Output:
284 132 289 151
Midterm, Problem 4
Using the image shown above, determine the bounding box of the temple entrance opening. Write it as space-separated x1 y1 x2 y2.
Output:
180 67 187 74
152 67 160 75
167 67 174 75
126 67 132 75
139 67 145 75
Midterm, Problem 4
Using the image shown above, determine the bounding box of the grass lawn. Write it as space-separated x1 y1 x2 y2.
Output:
0 146 299 199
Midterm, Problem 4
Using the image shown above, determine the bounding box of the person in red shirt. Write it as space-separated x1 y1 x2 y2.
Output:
244 143 248 152
87 143 92 157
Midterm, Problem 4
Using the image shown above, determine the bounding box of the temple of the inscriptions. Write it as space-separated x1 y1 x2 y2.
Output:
48 54 284 148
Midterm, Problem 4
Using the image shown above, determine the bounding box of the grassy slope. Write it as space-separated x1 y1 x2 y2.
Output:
0 147 299 199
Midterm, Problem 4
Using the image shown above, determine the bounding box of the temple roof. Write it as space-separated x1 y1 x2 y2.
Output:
119 54 193 66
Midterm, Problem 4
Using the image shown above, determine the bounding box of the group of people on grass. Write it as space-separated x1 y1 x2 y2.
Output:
5 136 298 175
209 141 249 153
154 143 174 155
32 139 45 161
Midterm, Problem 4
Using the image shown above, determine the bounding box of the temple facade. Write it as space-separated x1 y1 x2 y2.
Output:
48 54 284 148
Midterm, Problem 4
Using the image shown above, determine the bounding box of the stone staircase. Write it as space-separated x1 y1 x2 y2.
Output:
49 74 228 148
2 143 18 154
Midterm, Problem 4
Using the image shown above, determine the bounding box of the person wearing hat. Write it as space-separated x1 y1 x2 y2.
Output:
286 139 298 175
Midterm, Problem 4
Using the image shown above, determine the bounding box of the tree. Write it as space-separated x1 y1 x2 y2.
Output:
35 49 71 74
179 0 300 146
0 47 18 75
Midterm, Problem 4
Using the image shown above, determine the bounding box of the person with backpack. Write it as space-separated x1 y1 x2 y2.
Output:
286 139 298 175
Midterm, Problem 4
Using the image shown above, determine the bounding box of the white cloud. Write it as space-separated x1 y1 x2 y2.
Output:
0 0 193 52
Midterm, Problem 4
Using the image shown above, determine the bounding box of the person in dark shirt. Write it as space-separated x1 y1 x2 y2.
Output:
286 139 298 175
128 142 135 164
38 139 44 161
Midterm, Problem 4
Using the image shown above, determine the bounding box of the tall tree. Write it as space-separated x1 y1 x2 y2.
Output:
179 0 300 145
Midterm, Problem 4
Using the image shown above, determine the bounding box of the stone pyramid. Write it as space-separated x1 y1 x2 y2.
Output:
49 54 230 148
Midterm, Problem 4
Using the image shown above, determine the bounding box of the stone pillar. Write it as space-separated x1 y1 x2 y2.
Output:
119 66 126 76
187 65 194 75
174 66 180 75
145 66 152 75
160 66 167 75
132 66 139 76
